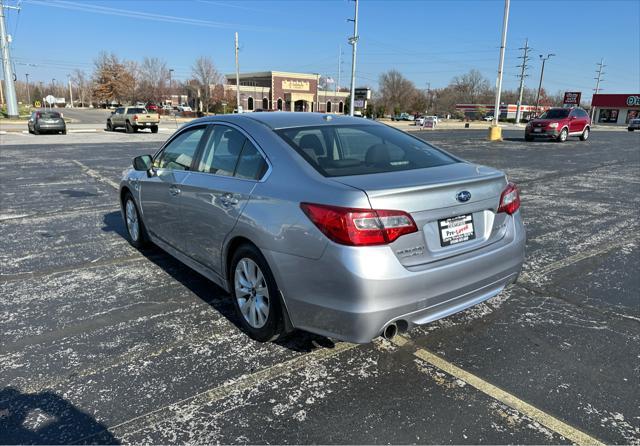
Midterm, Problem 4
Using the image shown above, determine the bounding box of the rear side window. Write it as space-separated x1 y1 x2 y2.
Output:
277 124 456 177
198 125 246 176
198 125 268 180
235 140 268 180
128 108 146 114
154 127 205 170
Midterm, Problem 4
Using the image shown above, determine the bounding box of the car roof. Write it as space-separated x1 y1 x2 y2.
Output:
188 112 370 130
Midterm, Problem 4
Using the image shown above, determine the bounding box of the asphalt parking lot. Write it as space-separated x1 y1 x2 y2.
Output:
1 127 638 444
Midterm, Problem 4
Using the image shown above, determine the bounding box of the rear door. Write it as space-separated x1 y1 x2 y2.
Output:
139 125 208 249
179 124 269 273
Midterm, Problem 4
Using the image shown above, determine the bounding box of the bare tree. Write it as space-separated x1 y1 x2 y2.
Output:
191 56 222 113
71 69 92 107
138 57 170 103
378 70 416 114
451 69 492 103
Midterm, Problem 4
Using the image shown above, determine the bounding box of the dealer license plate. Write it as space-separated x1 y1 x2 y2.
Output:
438 214 475 247
533 128 542 133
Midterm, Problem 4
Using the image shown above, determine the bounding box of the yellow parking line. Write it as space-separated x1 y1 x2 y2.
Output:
392 335 604 446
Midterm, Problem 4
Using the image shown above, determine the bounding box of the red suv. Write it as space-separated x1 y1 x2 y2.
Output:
525 107 591 142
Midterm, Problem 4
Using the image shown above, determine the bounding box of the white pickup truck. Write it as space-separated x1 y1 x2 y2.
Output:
107 107 160 133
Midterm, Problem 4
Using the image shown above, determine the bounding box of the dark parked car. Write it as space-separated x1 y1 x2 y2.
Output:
525 107 590 142
27 110 66 135
146 103 159 112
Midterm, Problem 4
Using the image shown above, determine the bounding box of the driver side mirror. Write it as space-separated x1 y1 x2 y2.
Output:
133 155 153 174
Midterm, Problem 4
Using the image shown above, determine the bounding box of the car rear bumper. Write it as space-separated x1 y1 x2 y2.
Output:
266 212 526 343
37 123 66 131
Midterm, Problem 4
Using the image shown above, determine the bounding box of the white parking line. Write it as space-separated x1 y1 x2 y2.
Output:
75 341 357 443
71 159 119 190
391 335 604 446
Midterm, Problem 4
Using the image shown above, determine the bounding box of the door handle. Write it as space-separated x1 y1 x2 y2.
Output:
169 185 181 196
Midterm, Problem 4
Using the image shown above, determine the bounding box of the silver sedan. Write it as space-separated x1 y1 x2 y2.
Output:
120 113 525 343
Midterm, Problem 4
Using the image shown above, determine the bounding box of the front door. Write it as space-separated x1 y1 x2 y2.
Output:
180 124 269 274
139 125 208 249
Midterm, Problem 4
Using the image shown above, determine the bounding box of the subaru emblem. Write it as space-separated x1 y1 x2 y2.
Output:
456 191 471 202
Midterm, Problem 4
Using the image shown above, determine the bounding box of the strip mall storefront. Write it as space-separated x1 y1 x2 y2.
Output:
591 94 640 126
224 71 349 113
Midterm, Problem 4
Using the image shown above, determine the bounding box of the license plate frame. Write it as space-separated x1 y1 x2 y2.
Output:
533 127 542 133
438 214 476 247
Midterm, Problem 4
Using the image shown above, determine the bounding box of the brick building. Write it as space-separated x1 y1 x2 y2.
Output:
225 71 349 113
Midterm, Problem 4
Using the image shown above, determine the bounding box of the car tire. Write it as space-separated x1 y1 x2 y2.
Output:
151 125 158 133
557 128 568 142
61 127 67 135
123 192 149 248
579 127 589 141
628 128 634 132
230 244 284 342
125 121 134 133
524 134 534 141
34 126 40 135
106 120 113 131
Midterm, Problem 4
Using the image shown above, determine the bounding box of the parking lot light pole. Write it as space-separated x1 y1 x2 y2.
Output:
67 74 74 108
0 0 19 118
534 53 555 116
488 0 510 141
348 0 359 117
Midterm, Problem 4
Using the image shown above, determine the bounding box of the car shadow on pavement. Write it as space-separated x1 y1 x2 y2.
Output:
0 387 119 445
101 211 336 353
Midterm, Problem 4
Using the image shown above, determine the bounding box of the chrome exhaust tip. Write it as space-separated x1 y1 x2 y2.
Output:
382 323 398 340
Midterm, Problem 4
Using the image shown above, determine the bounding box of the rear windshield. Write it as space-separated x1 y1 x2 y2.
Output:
539 109 570 119
128 108 147 114
40 111 61 119
276 124 457 177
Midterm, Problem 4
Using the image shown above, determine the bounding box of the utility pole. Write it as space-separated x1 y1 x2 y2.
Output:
534 53 555 115
348 0 359 116
0 0 20 118
67 74 74 108
514 38 530 124
489 0 510 140
336 44 342 96
591 58 605 124
235 32 241 113
168 68 174 104
25 72 29 105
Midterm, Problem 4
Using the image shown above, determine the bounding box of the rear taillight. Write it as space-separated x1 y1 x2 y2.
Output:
498 182 520 215
300 203 417 246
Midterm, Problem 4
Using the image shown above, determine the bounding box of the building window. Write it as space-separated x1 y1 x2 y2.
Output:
598 109 619 123
339 102 344 113
326 101 332 113
277 98 283 110
626 110 640 123
247 97 254 111
262 97 268 110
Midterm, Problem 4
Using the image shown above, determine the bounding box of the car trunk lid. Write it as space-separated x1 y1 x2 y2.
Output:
332 163 509 266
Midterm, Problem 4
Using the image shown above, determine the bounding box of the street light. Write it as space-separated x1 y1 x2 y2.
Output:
534 53 555 115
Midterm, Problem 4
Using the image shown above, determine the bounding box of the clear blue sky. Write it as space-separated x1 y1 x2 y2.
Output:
5 0 640 101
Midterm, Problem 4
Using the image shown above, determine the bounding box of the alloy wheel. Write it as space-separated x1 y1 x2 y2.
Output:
125 199 140 242
234 258 270 328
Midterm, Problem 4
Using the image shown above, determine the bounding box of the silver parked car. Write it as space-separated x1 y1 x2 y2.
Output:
120 113 525 343
27 110 67 135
